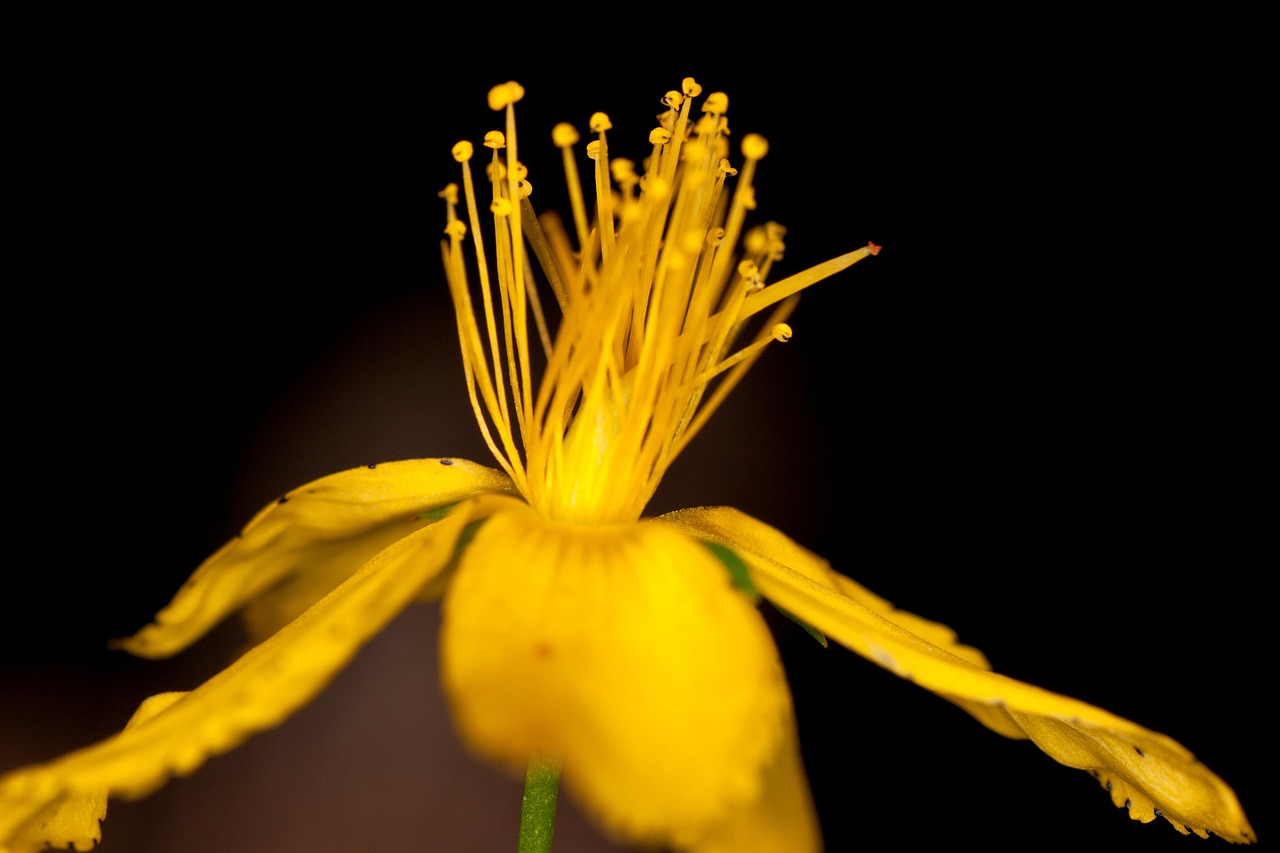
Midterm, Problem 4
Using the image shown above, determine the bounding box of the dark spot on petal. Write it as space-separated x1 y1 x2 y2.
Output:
277 496 289 505
1125 799 1132 810
533 642 552 659
1155 809 1164 818
368 463 378 469
1134 746 1145 757
1106 780 1113 791
440 458 454 466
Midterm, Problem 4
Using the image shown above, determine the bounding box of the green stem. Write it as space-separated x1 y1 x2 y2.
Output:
517 753 562 853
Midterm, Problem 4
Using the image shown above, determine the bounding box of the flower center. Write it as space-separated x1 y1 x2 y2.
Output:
441 78 878 524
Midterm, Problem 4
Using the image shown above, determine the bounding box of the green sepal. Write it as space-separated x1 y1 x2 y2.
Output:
702 541 761 602
418 502 460 522
770 602 829 647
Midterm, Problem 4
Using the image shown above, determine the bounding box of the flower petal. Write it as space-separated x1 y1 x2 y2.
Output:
117 458 515 657
685 713 820 853
0 499 497 851
663 507 991 669
664 506 1256 844
440 505 804 849
0 691 181 853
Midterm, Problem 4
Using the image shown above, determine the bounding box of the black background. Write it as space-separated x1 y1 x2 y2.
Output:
3 14 1267 852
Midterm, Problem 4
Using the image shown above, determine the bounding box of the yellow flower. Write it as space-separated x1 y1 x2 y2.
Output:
0 77 1256 852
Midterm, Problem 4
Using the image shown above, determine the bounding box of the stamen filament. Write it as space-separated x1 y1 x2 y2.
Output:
442 78 877 523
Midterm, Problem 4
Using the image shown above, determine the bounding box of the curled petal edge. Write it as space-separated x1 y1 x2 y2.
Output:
116 458 515 659
662 506 1256 844
1 494 514 853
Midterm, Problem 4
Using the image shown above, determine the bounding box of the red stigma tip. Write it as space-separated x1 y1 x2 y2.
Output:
867 241 882 256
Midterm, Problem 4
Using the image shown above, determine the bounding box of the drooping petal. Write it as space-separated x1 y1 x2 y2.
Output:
663 506 1256 844
117 458 515 657
685 713 820 853
439 504 811 850
0 498 499 851
663 507 991 668
0 692 181 853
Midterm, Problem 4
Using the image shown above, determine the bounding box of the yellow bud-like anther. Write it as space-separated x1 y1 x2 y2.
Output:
487 81 525 110
742 134 768 160
552 123 579 147
702 92 728 114
452 141 474 163
589 112 612 132
484 131 506 149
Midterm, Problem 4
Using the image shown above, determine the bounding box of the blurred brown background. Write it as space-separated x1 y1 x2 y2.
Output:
3 15 1266 852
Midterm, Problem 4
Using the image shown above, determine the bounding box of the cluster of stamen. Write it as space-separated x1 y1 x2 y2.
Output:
441 77 878 523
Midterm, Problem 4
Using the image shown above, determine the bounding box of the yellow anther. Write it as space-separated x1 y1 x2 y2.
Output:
518 180 533 199
512 162 528 181
586 140 602 161
451 141 474 163
444 220 467 239
486 161 507 181
771 323 793 343
648 127 673 145
438 183 459 204
693 115 717 136
702 92 728 114
707 227 725 247
661 91 684 109
487 81 525 111
490 197 513 217
737 259 759 279
744 227 767 254
552 122 579 147
589 112 612 132
742 133 769 160
484 130 506 149
611 158 637 182
682 77 702 98
718 158 738 178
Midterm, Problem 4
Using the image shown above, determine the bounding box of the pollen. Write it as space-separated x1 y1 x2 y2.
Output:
440 78 878 523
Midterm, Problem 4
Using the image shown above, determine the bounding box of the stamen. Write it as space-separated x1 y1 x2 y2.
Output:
552 122 592 257
693 323 793 386
442 78 876 522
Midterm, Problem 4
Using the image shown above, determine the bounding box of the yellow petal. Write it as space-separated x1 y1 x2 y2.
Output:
0 498 497 848
664 507 992 668
686 713 820 853
664 506 1256 844
439 504 800 849
117 458 515 657
1 692 181 853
